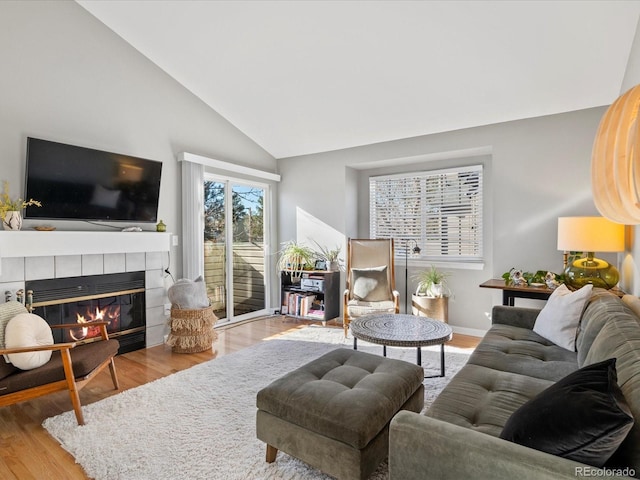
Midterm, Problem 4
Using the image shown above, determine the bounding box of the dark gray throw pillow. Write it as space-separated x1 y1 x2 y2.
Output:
499 358 634 468
351 266 390 302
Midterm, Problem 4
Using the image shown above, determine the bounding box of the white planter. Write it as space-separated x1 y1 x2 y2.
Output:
3 211 22 231
327 260 339 272
411 295 448 323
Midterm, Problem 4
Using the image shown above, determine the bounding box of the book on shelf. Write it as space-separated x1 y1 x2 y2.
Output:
283 291 317 317
306 309 325 319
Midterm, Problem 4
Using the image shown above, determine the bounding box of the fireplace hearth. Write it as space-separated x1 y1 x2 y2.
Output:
25 272 146 353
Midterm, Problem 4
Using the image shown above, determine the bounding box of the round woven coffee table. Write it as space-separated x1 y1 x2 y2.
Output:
351 313 453 377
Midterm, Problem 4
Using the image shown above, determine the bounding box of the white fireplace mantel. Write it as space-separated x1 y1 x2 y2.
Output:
0 231 171 258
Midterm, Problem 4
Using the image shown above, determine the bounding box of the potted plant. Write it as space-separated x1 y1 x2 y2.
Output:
414 265 450 298
411 265 450 322
276 240 315 281
0 181 41 231
312 241 343 271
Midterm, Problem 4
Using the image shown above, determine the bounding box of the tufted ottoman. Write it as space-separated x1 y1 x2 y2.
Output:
256 348 424 480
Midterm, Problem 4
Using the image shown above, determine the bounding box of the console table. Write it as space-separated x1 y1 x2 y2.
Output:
479 279 553 306
480 279 626 306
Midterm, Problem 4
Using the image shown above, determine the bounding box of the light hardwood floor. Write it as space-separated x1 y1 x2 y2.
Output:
0 316 479 480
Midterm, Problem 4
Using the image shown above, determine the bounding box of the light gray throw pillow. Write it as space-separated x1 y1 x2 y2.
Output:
533 284 593 351
168 276 210 309
352 266 390 302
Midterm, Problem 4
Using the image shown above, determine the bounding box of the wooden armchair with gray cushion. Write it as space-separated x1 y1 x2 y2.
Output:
343 238 400 336
0 301 120 425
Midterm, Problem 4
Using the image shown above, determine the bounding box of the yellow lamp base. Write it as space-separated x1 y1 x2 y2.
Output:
563 254 619 290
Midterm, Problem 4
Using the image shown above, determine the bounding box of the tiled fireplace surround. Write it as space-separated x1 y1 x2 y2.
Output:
0 231 171 348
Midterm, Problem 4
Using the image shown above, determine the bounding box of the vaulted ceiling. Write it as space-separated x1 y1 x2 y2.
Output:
77 1 640 159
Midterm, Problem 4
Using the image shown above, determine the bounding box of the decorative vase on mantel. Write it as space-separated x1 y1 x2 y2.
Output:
3 211 22 231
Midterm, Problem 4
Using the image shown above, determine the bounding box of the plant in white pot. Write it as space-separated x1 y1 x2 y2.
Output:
312 241 343 271
412 265 450 322
414 265 450 298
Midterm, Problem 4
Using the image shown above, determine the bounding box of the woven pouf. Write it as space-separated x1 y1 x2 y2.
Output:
166 306 218 353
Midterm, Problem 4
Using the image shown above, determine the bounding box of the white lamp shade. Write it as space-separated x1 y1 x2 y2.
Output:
591 83 640 224
557 217 624 252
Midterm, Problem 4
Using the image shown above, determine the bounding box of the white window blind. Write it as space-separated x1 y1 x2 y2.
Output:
370 165 483 261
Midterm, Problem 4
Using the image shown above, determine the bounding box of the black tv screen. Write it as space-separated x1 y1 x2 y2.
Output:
24 137 162 222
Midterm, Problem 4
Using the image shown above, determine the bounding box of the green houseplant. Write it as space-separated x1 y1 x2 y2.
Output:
414 265 450 298
312 241 343 271
412 265 450 322
276 240 315 280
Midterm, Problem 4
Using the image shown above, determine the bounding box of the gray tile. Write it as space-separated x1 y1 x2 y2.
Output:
0 257 25 282
25 257 55 280
145 269 165 290
146 287 168 309
82 254 104 276
145 252 164 270
126 252 146 272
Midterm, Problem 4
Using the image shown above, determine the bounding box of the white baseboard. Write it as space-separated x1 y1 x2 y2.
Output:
451 325 486 338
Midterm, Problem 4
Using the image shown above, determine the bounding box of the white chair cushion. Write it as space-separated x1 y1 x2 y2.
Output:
5 313 54 370
347 299 397 318
533 284 593 351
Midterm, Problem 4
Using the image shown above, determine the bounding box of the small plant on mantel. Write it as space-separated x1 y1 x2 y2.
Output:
0 181 41 230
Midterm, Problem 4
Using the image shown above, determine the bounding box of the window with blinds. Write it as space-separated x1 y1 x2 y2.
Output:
370 165 483 262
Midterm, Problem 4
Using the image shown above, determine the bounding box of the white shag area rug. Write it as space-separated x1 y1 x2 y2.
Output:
43 325 473 480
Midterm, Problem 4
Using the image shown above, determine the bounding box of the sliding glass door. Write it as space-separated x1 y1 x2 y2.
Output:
203 176 268 322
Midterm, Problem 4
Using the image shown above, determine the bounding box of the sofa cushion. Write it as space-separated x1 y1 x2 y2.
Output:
500 358 633 468
533 284 592 351
576 289 629 368
5 313 54 370
582 312 640 471
426 363 553 437
467 324 578 382
622 294 640 319
351 266 390 302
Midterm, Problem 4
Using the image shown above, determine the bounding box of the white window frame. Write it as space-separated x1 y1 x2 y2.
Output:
370 164 483 267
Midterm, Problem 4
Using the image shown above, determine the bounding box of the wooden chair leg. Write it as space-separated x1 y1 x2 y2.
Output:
60 349 85 425
108 358 120 390
266 444 278 463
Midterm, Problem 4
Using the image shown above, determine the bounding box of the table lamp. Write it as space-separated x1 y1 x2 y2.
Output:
557 217 624 289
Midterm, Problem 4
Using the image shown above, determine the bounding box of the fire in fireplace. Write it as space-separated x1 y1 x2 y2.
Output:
25 272 146 353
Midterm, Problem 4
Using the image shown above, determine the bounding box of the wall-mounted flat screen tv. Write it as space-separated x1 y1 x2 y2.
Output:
24 137 162 222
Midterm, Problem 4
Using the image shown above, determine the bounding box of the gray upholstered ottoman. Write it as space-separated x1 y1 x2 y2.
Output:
256 348 424 480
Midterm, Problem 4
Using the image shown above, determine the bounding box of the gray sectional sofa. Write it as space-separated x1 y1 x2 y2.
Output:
389 288 640 479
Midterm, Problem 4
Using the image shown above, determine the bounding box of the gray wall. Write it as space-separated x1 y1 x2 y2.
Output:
278 107 608 335
0 0 275 280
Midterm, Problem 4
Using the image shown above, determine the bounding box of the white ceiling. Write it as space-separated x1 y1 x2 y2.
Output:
76 0 640 159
